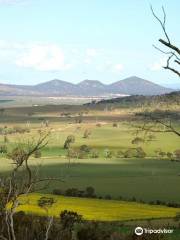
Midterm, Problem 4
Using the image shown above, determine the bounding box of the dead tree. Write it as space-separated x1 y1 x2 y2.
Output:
151 6 180 77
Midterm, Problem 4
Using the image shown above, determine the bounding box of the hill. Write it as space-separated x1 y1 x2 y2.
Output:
0 76 172 97
109 76 171 95
94 90 180 108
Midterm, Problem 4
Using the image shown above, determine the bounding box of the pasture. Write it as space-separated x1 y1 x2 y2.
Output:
0 116 180 202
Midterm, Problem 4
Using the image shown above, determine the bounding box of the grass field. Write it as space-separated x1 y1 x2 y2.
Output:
0 120 180 202
15 193 180 221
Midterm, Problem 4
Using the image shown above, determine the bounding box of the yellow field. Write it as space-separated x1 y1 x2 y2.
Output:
15 193 180 221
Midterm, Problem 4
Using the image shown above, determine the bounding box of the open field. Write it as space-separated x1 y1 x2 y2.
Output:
15 193 180 221
0 117 180 202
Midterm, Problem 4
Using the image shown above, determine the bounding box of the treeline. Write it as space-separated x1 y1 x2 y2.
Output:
52 186 180 208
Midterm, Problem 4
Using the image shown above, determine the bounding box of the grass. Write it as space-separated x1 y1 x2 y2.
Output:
1 156 180 202
16 193 180 221
0 120 180 202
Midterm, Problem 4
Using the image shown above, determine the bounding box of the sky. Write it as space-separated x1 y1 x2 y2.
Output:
0 0 179 88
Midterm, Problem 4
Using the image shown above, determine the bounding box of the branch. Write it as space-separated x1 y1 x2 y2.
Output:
151 5 170 43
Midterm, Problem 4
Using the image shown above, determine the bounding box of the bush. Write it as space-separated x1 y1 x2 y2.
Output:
112 123 118 127
131 137 144 145
34 150 41 158
38 197 55 208
7 147 27 164
65 188 80 197
80 145 91 153
116 150 124 158
64 135 75 149
167 152 174 160
60 210 82 230
136 147 146 158
75 222 111 240
104 149 113 158
83 129 91 138
123 148 137 158
174 149 180 160
91 150 99 158
53 189 63 195
0 145 7 154
85 187 95 198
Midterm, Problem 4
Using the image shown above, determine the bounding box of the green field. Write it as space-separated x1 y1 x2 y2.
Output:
0 120 180 202
15 193 180 221
0 100 180 235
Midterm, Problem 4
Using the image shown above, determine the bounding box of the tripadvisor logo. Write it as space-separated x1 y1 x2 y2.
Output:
135 226 173 236
135 227 143 236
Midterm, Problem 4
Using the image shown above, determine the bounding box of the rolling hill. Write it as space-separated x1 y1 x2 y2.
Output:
0 76 173 97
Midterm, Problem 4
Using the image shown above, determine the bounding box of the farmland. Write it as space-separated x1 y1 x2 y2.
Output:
0 95 180 240
15 193 180 221
0 100 180 203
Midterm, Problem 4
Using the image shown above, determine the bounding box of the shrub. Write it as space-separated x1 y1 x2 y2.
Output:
34 150 41 158
75 222 111 240
116 150 124 158
65 188 80 197
104 149 113 158
7 147 27 164
0 145 7 154
136 147 146 158
53 189 63 195
38 197 55 208
91 150 99 158
167 152 174 160
80 145 91 153
83 129 91 138
123 148 137 158
112 123 118 127
85 186 95 198
131 137 144 145
60 210 82 230
174 149 180 160
64 135 75 149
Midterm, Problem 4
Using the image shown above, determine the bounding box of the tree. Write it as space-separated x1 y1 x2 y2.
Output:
131 137 144 145
85 186 95 197
0 131 63 240
151 6 180 78
83 129 91 138
64 135 75 149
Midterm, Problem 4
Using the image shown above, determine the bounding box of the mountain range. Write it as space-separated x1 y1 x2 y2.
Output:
0 76 173 97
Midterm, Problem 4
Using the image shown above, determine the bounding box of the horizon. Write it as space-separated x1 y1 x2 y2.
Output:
0 0 179 88
0 75 177 89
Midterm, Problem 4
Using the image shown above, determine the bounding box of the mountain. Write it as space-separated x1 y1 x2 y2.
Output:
33 79 77 95
76 80 107 95
109 76 171 95
0 76 173 97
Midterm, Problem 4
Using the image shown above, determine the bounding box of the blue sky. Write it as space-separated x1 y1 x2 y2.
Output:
0 0 179 87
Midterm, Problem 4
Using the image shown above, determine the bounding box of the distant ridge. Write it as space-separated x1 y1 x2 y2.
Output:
0 76 173 97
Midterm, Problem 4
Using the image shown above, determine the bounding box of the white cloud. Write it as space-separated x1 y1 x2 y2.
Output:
84 58 92 64
150 58 167 71
0 0 27 4
86 48 97 57
112 63 123 72
16 44 72 71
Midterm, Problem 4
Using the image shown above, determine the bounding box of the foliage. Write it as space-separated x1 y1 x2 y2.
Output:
83 129 91 138
64 135 75 149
